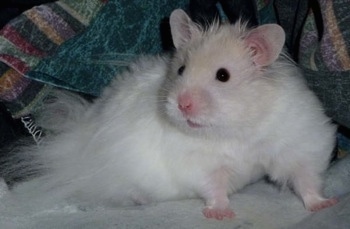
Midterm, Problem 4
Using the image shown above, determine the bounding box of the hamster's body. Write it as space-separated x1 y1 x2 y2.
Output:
6 9 337 220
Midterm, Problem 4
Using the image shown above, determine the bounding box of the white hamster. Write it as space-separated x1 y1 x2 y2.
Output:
7 9 337 220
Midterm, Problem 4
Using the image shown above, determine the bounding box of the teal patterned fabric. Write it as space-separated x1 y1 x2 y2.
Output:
0 0 106 118
26 0 188 96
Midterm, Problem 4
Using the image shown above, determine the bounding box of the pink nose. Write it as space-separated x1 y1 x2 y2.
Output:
178 92 195 116
178 100 192 113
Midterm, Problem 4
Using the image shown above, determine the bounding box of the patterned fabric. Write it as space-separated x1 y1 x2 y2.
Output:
0 0 106 118
26 0 188 97
0 0 188 118
296 0 350 129
299 0 350 72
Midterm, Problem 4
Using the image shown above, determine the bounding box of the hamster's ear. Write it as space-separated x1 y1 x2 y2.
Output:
245 24 285 67
170 9 200 49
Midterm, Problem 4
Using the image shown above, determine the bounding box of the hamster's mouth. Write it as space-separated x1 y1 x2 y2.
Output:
186 119 203 128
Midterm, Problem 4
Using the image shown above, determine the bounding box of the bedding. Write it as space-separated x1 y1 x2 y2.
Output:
0 155 349 229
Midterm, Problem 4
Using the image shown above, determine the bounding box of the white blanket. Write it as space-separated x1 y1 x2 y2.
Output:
1 156 349 229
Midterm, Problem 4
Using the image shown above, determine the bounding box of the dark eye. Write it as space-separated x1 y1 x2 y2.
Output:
178 65 185 75
216 68 230 82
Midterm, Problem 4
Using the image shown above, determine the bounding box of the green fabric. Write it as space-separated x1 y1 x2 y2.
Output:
27 0 188 96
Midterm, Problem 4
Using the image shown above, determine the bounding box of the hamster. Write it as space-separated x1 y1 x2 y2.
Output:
5 9 337 220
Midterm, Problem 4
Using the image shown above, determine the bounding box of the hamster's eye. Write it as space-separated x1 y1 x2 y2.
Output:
178 65 185 75
216 68 230 82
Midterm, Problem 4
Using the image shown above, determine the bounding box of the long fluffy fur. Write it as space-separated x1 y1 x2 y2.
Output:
1 10 336 215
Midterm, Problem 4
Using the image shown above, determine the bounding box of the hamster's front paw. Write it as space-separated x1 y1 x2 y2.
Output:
306 197 338 212
202 207 235 220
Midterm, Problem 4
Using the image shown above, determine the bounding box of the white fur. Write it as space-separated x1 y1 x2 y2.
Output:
5 10 336 217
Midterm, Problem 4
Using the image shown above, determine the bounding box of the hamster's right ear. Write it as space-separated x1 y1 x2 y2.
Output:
169 9 201 49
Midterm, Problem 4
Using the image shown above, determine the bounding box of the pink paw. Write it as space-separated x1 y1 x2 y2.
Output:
307 198 338 212
202 207 235 220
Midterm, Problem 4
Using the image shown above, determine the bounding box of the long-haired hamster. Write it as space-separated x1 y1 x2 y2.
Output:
3 9 337 220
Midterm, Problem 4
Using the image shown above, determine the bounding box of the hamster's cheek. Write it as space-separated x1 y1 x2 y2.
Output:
163 94 184 122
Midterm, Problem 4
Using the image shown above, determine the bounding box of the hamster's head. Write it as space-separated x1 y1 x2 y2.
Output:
162 9 285 138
